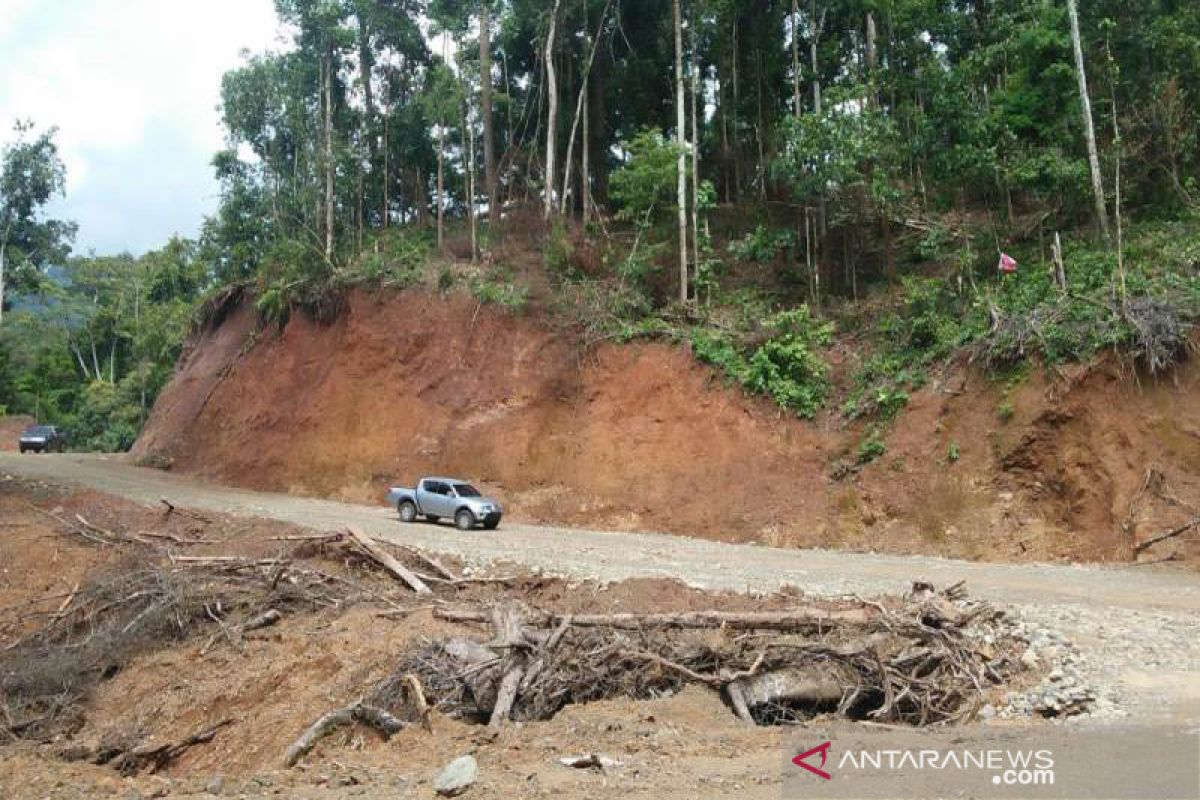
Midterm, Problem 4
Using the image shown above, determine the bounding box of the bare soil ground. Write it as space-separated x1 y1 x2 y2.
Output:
132 290 1200 565
0 479 1016 800
0 469 1197 798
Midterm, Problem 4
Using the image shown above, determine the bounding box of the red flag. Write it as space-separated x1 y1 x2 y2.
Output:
998 252 1018 274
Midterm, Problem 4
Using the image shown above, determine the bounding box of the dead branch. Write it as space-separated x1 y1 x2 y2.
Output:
159 499 211 523
1135 516 1200 553
403 674 432 732
284 702 406 767
241 608 283 633
21 502 112 546
345 527 431 595
269 532 345 543
128 718 233 773
393 545 459 581
134 531 209 546
51 584 80 624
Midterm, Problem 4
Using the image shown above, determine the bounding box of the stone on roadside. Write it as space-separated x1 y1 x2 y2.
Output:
435 755 478 797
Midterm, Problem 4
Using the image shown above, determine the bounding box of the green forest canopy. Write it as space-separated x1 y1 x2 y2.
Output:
2 0 1200 450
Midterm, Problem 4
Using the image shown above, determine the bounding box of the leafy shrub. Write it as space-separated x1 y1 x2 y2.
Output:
469 272 529 311
543 221 577 280
741 309 834 417
254 239 337 325
610 129 683 226
691 306 834 418
347 229 430 288
71 380 141 453
728 225 793 263
856 435 887 464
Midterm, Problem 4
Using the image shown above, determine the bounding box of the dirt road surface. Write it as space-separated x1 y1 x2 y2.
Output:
3 452 1199 727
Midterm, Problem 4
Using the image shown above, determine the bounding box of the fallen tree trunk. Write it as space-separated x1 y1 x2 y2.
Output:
731 667 846 708
435 605 878 632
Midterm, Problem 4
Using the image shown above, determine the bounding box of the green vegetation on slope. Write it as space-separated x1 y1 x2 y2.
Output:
3 0 1200 449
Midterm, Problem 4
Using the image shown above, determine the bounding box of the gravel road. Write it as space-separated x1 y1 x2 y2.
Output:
2 453 1198 725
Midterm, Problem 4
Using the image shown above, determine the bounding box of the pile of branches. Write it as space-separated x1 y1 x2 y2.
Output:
1122 295 1196 374
372 582 1019 728
974 291 1195 374
0 552 341 744
0 507 510 755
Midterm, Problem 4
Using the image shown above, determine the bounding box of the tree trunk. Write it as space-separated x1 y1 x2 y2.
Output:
731 18 741 201
791 0 801 117
674 0 689 303
592 43 609 207
560 0 612 215
437 124 445 253
582 65 591 223
1108 44 1126 306
436 605 878 632
543 0 563 220
480 1 499 225
323 50 335 261
464 95 478 262
865 12 878 109
755 49 766 200
0 221 8 326
690 12 701 283
382 111 390 227
1067 0 1110 242
357 12 377 198
810 1 827 236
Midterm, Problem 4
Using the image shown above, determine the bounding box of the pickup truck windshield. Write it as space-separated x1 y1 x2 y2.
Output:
26 426 54 436
453 484 482 497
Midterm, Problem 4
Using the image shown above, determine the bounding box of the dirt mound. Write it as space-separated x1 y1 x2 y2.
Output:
0 415 35 451
133 289 1200 564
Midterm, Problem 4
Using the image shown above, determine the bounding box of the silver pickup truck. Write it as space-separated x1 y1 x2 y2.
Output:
387 477 503 531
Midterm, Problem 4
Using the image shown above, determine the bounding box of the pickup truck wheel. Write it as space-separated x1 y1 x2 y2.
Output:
455 509 476 531
398 501 418 523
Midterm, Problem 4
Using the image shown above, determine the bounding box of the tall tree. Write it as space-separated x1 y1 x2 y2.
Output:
0 122 75 324
543 0 563 219
673 0 689 303
479 0 499 225
1067 0 1110 242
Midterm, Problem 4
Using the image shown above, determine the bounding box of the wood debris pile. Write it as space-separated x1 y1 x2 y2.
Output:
371 582 1021 727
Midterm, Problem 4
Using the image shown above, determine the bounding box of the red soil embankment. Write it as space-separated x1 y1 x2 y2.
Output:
133 290 1200 564
0 415 35 452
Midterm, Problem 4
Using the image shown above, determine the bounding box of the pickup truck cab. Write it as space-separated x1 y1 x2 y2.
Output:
387 477 503 531
19 425 67 453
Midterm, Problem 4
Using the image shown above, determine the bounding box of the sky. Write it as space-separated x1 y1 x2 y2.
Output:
0 0 282 256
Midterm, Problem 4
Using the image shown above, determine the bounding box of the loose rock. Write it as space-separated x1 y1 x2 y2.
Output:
434 755 478 797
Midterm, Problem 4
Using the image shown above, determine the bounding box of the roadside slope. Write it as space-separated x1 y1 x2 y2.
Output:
131 289 1200 563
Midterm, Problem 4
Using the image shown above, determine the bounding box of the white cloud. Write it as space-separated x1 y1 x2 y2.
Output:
0 0 281 254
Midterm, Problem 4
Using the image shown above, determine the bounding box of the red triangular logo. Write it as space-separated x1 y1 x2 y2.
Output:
793 741 833 780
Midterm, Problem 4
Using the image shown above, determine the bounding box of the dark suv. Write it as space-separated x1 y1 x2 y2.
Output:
18 425 67 453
